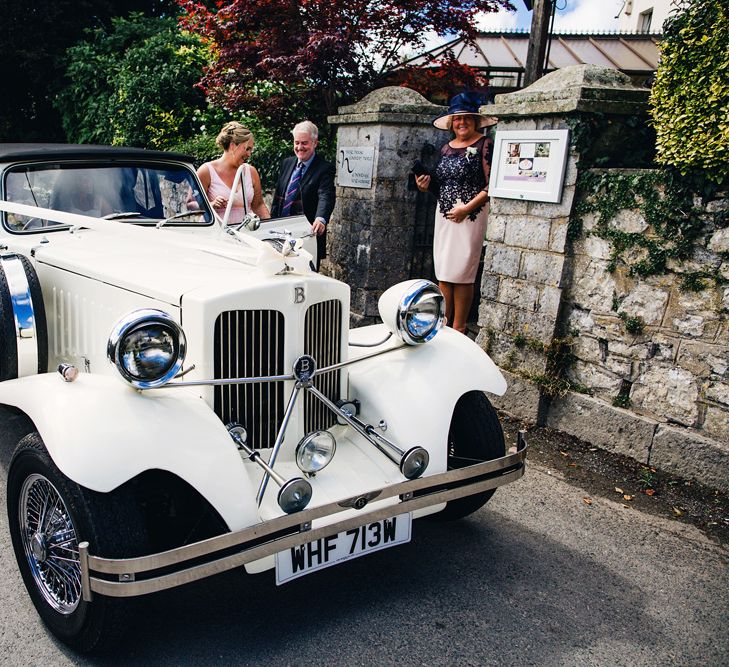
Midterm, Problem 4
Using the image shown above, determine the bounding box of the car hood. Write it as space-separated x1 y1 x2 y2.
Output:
27 225 302 305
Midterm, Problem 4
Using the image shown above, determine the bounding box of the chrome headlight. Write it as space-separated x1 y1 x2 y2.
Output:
378 280 445 345
107 309 186 388
296 431 337 474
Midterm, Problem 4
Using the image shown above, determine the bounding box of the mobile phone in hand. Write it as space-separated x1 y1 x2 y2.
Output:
412 160 429 177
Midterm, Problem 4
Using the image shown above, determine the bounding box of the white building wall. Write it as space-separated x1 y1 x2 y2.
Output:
618 0 673 33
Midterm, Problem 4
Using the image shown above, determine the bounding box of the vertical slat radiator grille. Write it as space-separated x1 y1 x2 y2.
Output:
304 300 342 432
213 310 284 449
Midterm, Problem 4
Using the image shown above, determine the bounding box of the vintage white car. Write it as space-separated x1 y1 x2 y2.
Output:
0 144 526 652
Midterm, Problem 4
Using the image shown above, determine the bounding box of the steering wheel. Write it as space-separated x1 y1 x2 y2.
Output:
20 217 45 231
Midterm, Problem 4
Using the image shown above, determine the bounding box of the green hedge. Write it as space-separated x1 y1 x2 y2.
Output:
649 0 729 184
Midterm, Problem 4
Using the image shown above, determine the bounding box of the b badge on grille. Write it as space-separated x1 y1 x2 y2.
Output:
294 285 305 304
293 354 316 382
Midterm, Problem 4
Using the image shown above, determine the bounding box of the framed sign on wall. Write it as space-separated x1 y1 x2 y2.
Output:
488 129 570 203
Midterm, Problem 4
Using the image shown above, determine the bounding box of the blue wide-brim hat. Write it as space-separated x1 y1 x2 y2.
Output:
433 91 498 130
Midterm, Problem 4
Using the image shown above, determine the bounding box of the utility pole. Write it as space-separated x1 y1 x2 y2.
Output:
524 0 554 87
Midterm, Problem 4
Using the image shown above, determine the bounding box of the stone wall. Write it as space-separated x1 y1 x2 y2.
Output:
558 182 728 486
476 65 729 492
475 114 578 382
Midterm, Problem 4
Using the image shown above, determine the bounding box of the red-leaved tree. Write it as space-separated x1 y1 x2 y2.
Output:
179 0 513 140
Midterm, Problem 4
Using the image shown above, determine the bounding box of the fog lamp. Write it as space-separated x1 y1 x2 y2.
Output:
296 431 337 474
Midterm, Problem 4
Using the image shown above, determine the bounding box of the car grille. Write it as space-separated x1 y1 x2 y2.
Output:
304 299 342 433
213 300 343 449
213 310 285 450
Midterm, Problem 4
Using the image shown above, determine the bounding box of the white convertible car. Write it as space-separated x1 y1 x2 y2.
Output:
0 144 526 652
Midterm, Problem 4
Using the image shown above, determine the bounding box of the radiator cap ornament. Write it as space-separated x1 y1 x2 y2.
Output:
293 354 316 382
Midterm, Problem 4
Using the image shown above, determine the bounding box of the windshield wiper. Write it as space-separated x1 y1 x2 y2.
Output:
156 210 205 228
103 211 142 220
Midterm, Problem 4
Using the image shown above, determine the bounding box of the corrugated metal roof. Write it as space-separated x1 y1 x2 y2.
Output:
402 30 660 76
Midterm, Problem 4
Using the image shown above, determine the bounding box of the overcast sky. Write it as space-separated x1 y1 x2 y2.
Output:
477 0 623 32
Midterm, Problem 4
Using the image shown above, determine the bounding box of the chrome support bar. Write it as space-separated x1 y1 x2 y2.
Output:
79 541 93 603
306 385 429 479
306 384 384 451
349 413 407 463
349 332 393 348
162 373 294 388
156 342 406 390
312 342 406 377
230 425 312 514
256 384 301 505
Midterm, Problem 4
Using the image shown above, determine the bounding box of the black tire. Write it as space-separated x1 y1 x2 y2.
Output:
431 391 506 521
6 433 148 653
0 254 48 380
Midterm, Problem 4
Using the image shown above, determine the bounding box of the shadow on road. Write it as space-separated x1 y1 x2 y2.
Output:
56 515 663 666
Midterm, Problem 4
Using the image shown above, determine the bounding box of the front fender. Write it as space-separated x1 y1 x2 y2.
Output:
0 373 257 531
347 325 506 472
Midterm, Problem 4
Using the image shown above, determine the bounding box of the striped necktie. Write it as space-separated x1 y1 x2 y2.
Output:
281 162 303 216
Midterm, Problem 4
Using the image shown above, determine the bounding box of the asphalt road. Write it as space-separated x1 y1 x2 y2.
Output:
0 439 727 666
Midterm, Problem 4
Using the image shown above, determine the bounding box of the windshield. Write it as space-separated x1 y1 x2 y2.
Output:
2 161 213 232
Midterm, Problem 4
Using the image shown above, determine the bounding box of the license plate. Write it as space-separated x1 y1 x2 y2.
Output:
275 513 412 585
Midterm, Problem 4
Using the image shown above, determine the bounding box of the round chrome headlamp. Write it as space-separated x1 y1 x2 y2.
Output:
295 431 337 474
379 280 445 345
107 309 186 388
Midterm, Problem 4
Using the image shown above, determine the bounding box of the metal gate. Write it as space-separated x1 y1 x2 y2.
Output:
408 142 438 282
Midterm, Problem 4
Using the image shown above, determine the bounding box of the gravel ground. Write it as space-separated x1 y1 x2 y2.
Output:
500 414 729 546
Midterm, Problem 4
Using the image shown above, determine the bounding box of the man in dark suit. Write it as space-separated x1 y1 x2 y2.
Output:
271 121 335 270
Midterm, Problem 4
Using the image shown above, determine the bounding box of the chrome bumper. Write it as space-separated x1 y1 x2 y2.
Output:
79 432 528 600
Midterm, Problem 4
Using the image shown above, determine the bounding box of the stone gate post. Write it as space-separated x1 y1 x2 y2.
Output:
326 87 445 326
477 65 650 422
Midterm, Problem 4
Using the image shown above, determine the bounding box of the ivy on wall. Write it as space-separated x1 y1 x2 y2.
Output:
569 168 727 292
565 104 727 294
482 328 590 399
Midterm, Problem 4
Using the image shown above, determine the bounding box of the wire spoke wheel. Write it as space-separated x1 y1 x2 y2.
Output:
19 473 82 614
8 432 152 652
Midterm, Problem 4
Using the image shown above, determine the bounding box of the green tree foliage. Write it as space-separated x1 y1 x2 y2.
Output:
56 13 209 147
649 0 729 183
178 0 513 143
0 1 177 142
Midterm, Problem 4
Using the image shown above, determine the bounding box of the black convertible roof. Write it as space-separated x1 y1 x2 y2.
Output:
0 143 195 163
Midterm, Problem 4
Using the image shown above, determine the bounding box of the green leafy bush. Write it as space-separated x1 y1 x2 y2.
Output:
56 14 209 148
649 0 729 183
167 113 298 189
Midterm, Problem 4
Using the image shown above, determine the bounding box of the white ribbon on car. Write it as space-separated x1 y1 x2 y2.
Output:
0 200 313 276
218 163 246 228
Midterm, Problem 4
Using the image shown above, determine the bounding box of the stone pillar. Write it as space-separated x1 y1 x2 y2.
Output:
477 65 650 422
326 87 445 326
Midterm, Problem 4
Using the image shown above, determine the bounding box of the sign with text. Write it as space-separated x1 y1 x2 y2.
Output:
337 147 375 189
